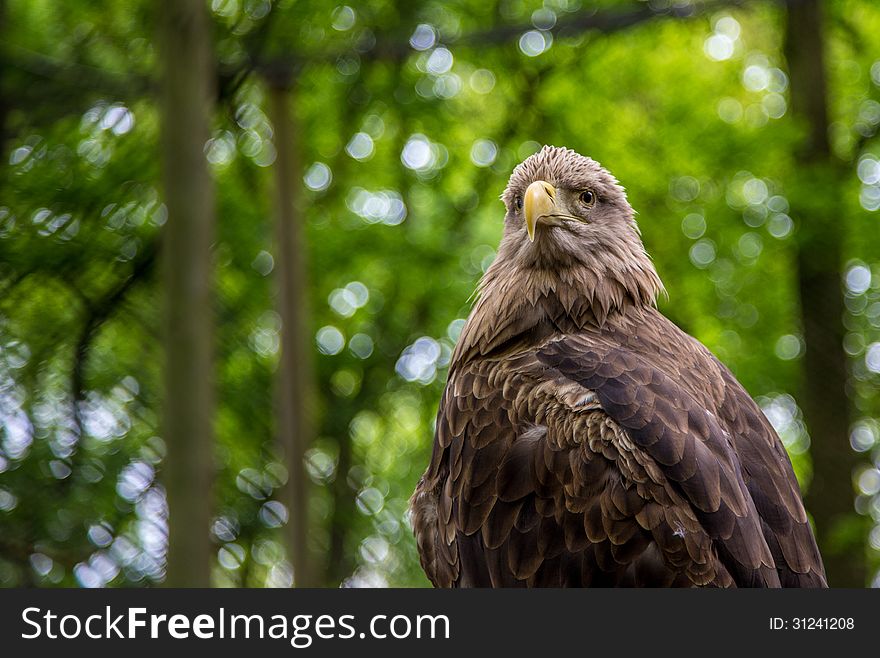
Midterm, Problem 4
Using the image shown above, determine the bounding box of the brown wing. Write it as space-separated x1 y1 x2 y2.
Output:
536 322 826 587
713 364 827 587
412 357 741 586
412 314 826 587
413 354 734 587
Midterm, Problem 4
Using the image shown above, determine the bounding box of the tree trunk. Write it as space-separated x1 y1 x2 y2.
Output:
157 0 216 587
0 0 9 153
267 78 315 587
328 402 354 586
783 0 864 586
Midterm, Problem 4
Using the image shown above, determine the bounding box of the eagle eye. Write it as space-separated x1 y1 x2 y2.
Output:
514 196 523 211
579 190 596 207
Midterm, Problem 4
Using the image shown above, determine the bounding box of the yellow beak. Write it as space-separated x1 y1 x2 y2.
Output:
524 180 556 242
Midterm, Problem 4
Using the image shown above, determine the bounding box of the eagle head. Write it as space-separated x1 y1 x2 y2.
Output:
456 146 666 360
499 145 647 272
451 145 667 340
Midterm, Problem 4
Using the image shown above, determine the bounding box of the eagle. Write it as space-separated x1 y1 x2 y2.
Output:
411 146 827 587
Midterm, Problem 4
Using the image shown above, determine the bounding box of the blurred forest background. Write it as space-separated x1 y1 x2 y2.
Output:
1 0 880 588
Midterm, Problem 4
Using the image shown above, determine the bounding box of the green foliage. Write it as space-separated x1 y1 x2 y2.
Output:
1 0 880 588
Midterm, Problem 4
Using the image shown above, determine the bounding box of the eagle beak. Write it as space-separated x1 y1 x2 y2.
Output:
524 180 556 242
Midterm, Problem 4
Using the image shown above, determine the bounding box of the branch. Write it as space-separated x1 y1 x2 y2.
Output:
71 240 158 437
255 0 760 76
4 0 774 129
460 0 751 47
0 535 92 574
3 41 151 100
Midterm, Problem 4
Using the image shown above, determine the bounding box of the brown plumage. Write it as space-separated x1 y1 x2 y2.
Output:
411 145 826 588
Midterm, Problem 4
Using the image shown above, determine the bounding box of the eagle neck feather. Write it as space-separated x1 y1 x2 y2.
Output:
453 251 664 367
